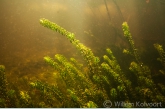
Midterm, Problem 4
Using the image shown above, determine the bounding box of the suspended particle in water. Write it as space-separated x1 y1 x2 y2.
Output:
146 0 150 4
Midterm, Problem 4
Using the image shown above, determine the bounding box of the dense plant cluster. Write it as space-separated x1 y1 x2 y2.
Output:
0 19 164 107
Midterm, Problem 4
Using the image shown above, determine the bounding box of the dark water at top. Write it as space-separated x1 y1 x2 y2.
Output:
0 0 165 85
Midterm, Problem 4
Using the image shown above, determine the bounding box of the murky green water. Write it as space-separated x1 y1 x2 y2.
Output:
0 0 165 107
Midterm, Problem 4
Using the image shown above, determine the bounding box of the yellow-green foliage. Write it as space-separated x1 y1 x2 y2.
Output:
0 65 7 107
0 19 165 107
40 18 100 75
0 65 7 99
154 43 165 67
85 101 97 108
39 19 165 107
122 22 142 65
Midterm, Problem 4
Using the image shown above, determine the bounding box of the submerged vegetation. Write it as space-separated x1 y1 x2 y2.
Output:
0 19 165 107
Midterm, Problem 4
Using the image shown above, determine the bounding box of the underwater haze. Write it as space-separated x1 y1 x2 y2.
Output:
0 0 165 108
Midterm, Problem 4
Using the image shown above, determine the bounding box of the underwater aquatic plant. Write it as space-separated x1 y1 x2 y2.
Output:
154 43 165 67
40 18 100 75
0 65 7 99
0 65 7 107
122 22 142 66
0 18 165 107
39 19 165 107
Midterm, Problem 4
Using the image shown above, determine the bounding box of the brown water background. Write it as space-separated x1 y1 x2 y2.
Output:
0 0 165 86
